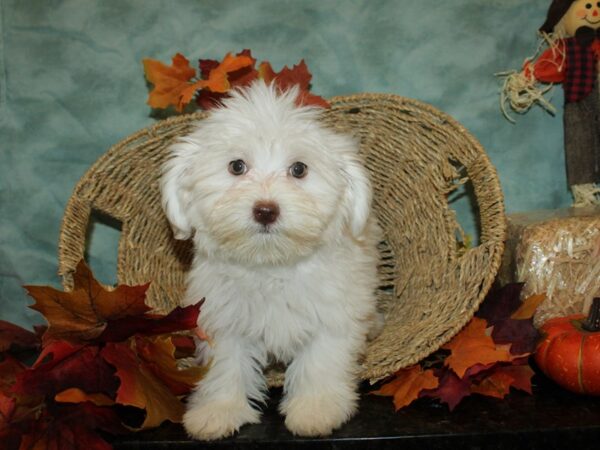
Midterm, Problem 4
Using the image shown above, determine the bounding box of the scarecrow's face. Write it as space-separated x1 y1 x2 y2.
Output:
562 0 600 35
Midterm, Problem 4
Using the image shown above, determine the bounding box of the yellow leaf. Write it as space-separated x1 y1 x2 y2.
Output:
511 293 546 320
258 61 277 83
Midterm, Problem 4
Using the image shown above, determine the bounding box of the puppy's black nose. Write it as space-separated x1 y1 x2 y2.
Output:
253 201 280 226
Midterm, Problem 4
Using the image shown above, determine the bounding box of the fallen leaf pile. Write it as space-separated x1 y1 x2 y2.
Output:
374 284 544 411
143 49 329 112
0 261 204 449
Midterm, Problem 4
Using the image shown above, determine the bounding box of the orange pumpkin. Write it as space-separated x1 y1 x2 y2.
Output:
535 298 600 395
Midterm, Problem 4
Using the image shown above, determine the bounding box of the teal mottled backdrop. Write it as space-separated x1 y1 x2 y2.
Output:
0 0 567 327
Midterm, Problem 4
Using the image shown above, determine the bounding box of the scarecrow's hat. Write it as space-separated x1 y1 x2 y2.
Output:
540 0 577 33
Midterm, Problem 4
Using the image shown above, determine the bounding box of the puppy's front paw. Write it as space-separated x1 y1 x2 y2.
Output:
183 399 260 441
282 394 358 437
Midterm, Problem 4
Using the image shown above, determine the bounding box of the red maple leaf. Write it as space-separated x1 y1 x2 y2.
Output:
0 354 27 393
17 261 204 429
2 260 206 448
199 58 220 79
1 356 45 448
98 301 202 342
421 369 472 411
490 293 544 355
195 90 228 110
476 283 524 325
12 340 119 398
0 321 41 353
490 317 540 355
259 59 329 108
49 335 204 431
19 403 126 450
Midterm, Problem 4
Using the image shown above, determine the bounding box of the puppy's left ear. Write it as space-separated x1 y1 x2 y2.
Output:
341 154 372 238
161 155 193 240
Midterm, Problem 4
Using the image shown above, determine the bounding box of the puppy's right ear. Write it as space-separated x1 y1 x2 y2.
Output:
161 155 193 240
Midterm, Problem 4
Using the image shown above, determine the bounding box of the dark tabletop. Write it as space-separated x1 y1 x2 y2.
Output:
110 370 600 450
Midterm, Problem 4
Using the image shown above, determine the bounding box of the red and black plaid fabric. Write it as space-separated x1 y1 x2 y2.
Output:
564 37 597 104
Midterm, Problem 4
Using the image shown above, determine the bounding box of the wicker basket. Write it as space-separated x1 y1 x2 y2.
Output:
58 93 506 384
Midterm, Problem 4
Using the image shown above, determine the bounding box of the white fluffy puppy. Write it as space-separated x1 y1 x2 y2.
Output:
161 81 380 440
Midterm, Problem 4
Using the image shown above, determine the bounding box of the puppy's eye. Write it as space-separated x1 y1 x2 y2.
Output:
228 159 247 176
289 162 308 179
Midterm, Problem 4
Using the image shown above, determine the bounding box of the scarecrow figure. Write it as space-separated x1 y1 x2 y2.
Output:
501 0 600 205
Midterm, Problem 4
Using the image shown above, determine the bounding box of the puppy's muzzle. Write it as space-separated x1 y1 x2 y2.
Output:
253 201 280 226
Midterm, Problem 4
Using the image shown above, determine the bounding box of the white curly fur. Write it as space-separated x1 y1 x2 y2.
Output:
161 81 381 440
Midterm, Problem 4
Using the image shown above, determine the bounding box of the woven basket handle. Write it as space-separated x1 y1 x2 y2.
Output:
469 153 506 248
58 194 127 291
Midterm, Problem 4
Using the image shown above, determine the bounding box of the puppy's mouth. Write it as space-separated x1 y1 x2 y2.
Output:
258 224 276 234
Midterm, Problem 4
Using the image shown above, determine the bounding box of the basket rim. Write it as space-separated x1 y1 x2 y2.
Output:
57 92 507 383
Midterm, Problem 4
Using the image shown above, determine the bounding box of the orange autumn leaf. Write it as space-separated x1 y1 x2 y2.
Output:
198 50 259 94
179 79 207 109
510 293 546 320
143 50 328 111
203 52 255 93
55 388 115 407
25 260 150 343
134 335 206 396
226 49 259 87
442 318 514 378
373 365 439 410
143 53 197 111
157 52 255 110
471 365 535 399
101 339 188 429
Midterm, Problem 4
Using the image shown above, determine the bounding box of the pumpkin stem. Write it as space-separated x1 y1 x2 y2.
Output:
582 298 600 332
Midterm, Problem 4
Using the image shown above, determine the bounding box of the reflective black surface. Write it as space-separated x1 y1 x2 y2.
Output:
110 372 600 449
